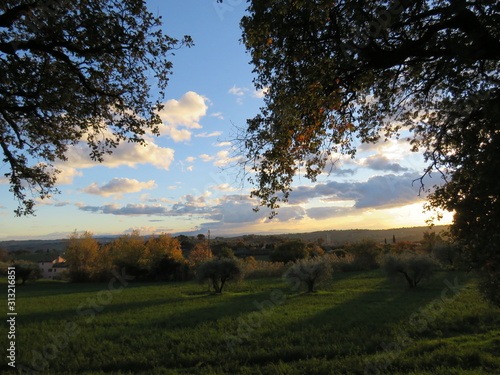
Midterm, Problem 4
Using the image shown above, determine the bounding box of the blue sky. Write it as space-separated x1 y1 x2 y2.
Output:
0 0 452 240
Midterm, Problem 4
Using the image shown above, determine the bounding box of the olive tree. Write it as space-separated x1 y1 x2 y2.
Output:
381 253 437 288
195 259 244 294
284 258 332 293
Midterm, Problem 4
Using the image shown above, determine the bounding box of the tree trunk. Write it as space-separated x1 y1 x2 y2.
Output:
400 271 416 288
306 280 315 293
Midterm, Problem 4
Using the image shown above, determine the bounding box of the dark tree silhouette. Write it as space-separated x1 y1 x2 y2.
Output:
0 0 192 215
237 0 500 305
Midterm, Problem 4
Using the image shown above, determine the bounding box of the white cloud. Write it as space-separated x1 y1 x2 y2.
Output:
56 136 175 184
81 178 157 197
195 131 223 138
213 150 240 167
157 91 209 142
252 87 269 98
228 85 249 96
209 183 239 192
161 127 192 142
185 156 196 163
158 91 207 129
210 112 224 120
213 141 231 147
33 197 72 207
199 154 215 162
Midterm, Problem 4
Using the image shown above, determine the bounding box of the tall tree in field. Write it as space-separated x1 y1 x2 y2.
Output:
238 0 500 305
145 233 183 262
65 231 100 281
142 233 184 270
0 0 192 215
109 230 145 276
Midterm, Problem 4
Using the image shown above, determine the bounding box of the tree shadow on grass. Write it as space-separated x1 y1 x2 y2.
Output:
219 271 459 371
36 288 285 374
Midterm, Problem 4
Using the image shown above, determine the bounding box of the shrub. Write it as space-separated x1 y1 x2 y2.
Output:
240 258 287 278
381 253 437 288
321 252 356 272
344 239 382 270
284 258 332 293
270 240 309 263
195 259 244 294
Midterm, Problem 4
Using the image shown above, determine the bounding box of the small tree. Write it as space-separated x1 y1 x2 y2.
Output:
195 259 244 294
381 253 437 289
13 262 41 284
270 240 308 263
284 258 332 293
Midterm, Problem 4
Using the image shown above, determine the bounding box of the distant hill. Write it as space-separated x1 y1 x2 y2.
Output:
218 225 449 246
0 237 117 253
0 225 448 253
279 225 449 246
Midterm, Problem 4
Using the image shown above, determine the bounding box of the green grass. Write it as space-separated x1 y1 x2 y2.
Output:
1 270 498 374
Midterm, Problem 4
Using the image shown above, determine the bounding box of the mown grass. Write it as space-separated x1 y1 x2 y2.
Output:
1 270 498 374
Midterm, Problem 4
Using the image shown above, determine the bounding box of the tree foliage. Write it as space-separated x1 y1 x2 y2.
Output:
188 242 213 267
270 240 309 263
195 258 244 294
0 0 192 215
65 230 103 281
108 230 146 276
143 233 183 266
381 253 437 288
344 239 382 270
284 258 332 293
13 261 41 284
65 231 187 282
239 0 500 304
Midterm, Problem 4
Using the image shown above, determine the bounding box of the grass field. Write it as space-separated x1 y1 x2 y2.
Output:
2 270 499 374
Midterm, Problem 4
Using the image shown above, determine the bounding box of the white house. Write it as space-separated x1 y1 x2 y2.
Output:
38 256 67 280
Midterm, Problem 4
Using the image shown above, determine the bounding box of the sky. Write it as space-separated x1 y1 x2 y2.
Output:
0 0 453 241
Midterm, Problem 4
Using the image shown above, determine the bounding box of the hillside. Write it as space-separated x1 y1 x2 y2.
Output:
0 225 448 253
227 225 449 247
281 225 448 245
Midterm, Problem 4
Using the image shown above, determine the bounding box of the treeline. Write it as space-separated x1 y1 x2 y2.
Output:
65 231 207 282
63 230 464 289
2 229 464 294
